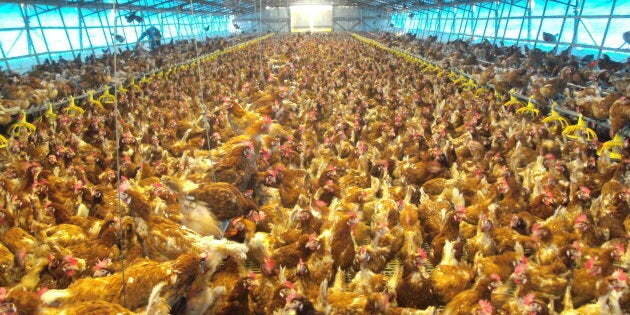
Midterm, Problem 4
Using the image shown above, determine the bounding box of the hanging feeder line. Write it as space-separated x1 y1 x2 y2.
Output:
190 0 215 182
110 0 127 307
8 34 273 121
351 33 629 141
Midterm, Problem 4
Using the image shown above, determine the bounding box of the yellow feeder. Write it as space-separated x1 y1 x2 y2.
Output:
563 114 597 141
493 89 502 100
462 78 477 90
0 134 7 149
99 86 116 104
118 83 129 94
542 103 569 128
597 133 624 160
475 87 489 96
64 96 84 117
516 96 540 116
8 111 36 136
87 91 104 109
139 76 151 84
504 89 525 107
452 75 466 85
44 102 57 122
129 78 141 92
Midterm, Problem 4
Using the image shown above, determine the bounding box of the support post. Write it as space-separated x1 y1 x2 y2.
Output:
20 3 41 65
597 0 616 59
58 7 76 59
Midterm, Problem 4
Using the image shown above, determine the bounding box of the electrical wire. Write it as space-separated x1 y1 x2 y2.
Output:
111 0 127 307
190 0 216 181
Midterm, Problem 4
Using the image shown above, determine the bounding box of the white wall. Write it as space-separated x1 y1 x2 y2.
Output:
235 6 388 33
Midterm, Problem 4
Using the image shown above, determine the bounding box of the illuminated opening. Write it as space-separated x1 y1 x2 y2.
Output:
290 5 333 33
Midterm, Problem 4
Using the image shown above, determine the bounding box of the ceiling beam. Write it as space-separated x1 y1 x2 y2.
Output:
2 0 228 15
408 0 499 11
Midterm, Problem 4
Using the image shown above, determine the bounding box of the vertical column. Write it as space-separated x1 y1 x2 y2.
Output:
0 41 11 71
557 0 572 53
481 3 494 42
412 10 420 34
79 8 97 57
20 3 41 65
96 9 112 49
470 4 481 40
456 7 466 40
527 0 532 42
516 0 529 46
533 0 549 49
79 8 84 51
58 7 76 59
33 5 55 63
597 0 616 59
436 9 442 40
570 0 584 51
500 1 513 45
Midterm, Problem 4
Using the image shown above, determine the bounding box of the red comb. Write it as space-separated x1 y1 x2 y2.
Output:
491 273 501 282
545 190 554 199
520 255 528 266
612 269 627 282
532 223 541 232
574 214 588 225
118 179 130 193
579 186 591 196
285 292 297 304
264 257 276 268
613 242 625 254
417 248 427 260
283 281 295 290
65 255 78 265
514 263 527 275
94 258 111 271
248 271 258 279
478 299 493 314
523 292 535 306
37 287 48 297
